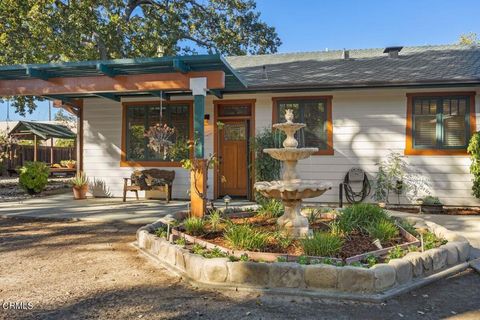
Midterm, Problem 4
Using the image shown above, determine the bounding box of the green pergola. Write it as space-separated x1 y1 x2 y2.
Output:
9 121 76 162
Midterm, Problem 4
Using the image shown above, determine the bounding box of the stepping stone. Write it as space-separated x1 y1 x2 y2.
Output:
469 258 480 274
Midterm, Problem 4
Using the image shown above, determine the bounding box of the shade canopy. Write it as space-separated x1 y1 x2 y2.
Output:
9 121 76 140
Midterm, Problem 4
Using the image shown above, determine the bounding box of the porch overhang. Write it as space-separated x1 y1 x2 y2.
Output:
0 54 247 100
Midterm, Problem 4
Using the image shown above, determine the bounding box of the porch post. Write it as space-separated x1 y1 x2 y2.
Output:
190 78 207 216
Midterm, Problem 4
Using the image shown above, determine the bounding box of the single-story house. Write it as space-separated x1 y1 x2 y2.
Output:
0 44 478 205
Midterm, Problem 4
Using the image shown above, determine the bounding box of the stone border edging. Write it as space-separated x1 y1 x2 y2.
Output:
136 214 472 302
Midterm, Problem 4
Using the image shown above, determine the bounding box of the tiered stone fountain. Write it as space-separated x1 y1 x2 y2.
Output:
254 109 332 237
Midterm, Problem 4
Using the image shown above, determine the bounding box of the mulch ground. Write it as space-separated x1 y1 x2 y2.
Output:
1 216 479 320
186 214 411 259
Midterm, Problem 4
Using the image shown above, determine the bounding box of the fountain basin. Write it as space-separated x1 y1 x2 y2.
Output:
273 122 305 131
264 148 319 161
254 180 332 201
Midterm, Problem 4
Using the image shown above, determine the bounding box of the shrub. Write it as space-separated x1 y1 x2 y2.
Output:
468 131 480 198
386 245 407 261
421 231 448 250
19 162 50 194
300 232 344 257
272 231 292 250
224 224 270 251
183 217 205 236
207 210 222 232
257 199 284 218
337 203 389 233
174 238 186 246
364 254 379 267
421 196 443 206
303 208 322 225
203 247 228 259
366 218 399 244
155 226 168 238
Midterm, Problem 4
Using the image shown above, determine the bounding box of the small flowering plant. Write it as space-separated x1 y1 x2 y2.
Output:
144 123 175 159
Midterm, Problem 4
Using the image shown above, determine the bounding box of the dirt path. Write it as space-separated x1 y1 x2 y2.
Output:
0 217 479 320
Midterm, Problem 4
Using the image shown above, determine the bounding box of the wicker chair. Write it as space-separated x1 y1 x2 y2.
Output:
123 169 175 202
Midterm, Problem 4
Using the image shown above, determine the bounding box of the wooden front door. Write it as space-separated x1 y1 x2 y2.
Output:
219 120 248 196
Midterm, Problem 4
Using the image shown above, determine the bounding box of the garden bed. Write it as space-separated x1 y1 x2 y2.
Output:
155 203 435 266
136 211 472 299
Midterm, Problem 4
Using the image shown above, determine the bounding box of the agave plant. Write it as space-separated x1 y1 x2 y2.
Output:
71 172 89 189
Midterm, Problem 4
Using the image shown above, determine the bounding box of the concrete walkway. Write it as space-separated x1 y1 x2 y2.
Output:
0 194 189 225
390 210 480 259
0 194 256 225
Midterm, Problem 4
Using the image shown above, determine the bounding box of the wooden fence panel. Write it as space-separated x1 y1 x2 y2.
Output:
8 144 76 168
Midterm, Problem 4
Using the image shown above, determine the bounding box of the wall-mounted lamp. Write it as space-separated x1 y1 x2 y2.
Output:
204 114 210 126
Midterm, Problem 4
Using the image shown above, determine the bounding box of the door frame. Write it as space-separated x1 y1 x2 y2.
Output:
213 99 256 200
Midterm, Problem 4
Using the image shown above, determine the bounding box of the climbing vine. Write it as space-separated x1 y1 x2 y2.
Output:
467 131 480 198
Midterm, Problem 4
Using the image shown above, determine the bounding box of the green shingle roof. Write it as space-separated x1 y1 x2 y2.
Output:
9 121 76 140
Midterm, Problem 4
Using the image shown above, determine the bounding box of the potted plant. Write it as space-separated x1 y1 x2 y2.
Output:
71 172 89 200
61 160 76 169
420 196 443 214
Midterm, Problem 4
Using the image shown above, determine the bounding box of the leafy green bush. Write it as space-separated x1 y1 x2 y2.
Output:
183 217 205 236
155 226 168 238
19 161 50 194
421 196 443 205
422 231 448 250
468 131 480 198
257 199 284 218
364 254 379 267
224 224 270 251
300 232 344 257
386 246 407 261
366 218 399 244
203 247 228 259
337 203 389 233
174 238 186 246
252 129 283 202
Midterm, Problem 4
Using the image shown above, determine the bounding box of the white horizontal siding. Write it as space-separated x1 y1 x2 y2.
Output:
82 87 480 205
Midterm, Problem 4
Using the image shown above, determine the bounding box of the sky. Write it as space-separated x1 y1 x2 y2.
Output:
1 0 478 122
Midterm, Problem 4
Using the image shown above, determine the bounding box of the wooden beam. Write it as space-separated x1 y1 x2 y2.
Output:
26 67 52 81
96 63 118 77
52 99 80 117
149 91 170 100
210 89 223 99
0 71 225 96
173 59 191 73
94 92 121 102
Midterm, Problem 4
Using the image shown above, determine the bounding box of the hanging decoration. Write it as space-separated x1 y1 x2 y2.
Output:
144 91 176 160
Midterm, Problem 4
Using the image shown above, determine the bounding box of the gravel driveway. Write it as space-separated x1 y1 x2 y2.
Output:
0 217 479 320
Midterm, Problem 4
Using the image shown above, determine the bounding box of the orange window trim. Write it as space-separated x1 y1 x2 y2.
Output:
405 91 476 156
272 96 334 155
120 100 194 167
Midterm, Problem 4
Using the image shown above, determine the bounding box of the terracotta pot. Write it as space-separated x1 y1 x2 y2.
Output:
72 185 88 200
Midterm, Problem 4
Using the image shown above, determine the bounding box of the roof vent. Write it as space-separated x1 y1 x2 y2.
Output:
383 46 403 58
342 49 350 60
